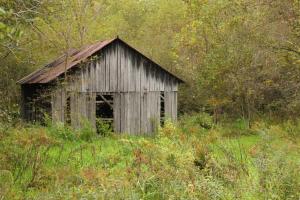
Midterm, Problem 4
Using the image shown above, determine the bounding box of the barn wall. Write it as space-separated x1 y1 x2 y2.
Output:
51 90 163 134
51 90 96 128
69 92 96 129
66 41 178 94
113 91 160 134
141 91 161 134
51 88 65 123
164 91 177 121
49 40 179 134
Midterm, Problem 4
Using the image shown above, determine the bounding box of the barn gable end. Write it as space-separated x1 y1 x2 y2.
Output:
19 38 183 134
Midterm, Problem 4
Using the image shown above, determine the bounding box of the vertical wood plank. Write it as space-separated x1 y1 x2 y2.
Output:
174 92 177 121
113 93 120 133
117 43 121 92
105 50 110 92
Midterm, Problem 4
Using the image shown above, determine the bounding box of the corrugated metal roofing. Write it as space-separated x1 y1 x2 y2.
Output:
18 37 184 84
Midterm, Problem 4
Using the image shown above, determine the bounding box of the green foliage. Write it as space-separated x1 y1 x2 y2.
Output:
96 118 112 137
255 131 300 199
46 122 77 141
45 116 98 142
194 143 210 170
0 170 13 198
219 118 258 137
281 120 300 141
174 0 300 120
178 114 209 139
79 119 96 142
179 112 214 134
0 117 299 199
1 0 300 121
0 126 58 193
0 0 300 197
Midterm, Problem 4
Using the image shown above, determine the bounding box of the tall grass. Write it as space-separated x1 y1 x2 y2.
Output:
0 114 299 199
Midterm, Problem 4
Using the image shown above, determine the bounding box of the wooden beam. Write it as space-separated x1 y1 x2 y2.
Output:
99 94 113 109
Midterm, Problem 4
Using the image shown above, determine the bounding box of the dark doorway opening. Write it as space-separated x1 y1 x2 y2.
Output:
96 94 114 133
160 92 165 126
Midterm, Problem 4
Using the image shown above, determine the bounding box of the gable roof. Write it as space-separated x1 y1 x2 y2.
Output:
18 37 184 84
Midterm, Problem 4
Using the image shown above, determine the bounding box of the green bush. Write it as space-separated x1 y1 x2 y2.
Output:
194 112 214 129
194 144 210 170
0 127 58 192
96 118 112 137
282 120 300 141
46 122 77 141
43 114 77 141
79 119 96 142
0 117 299 199
179 112 214 136
159 119 178 138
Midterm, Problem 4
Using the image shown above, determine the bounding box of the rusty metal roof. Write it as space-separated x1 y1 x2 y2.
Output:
18 37 184 84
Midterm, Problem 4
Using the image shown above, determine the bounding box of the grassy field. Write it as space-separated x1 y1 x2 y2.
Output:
0 114 299 199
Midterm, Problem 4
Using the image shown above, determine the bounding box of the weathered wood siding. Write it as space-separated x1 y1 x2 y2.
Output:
164 91 177 121
113 91 161 134
51 88 65 123
51 90 96 128
47 40 179 134
65 42 178 93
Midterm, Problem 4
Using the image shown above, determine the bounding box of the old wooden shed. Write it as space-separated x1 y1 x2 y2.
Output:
18 37 184 134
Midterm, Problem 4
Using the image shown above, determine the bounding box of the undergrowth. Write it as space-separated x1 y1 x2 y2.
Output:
0 114 299 199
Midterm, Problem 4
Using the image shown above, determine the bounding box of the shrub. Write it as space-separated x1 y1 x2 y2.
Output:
194 143 210 170
0 104 20 125
79 119 96 142
281 120 300 141
96 118 112 137
194 112 214 129
0 122 12 139
159 119 177 138
181 112 213 129
46 122 77 141
0 117 299 199
0 127 58 190
179 112 214 136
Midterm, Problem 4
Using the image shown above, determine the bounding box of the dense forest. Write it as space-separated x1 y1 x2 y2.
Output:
1 0 299 122
0 0 300 199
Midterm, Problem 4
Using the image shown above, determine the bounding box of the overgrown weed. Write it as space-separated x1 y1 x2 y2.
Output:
0 115 299 199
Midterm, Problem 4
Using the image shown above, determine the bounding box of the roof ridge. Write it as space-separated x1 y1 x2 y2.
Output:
17 37 184 84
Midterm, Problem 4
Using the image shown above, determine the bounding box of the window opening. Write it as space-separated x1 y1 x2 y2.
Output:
96 94 114 133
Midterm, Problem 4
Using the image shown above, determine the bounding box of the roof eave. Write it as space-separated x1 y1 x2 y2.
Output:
17 37 185 84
